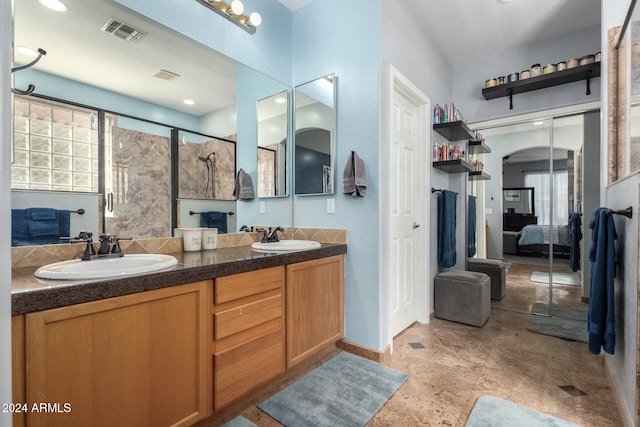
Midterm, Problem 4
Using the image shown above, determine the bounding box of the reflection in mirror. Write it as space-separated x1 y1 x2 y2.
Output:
502 187 535 215
294 74 336 195
12 0 293 244
257 91 288 198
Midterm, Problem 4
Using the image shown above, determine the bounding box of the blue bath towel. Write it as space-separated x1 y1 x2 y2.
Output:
11 208 71 245
200 211 227 234
26 207 59 237
468 195 477 258
438 190 457 268
588 207 616 355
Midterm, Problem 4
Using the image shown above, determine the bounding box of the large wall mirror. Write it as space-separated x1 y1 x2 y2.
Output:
12 0 292 245
257 90 289 198
294 74 336 195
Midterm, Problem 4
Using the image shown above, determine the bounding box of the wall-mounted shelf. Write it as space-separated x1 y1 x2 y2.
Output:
468 140 491 154
469 171 491 181
433 159 475 173
433 121 475 141
482 62 601 109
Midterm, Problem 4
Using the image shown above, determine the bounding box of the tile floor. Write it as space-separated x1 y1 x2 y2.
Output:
213 258 623 426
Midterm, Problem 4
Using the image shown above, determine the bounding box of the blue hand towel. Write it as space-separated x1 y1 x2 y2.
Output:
11 209 30 242
57 209 71 239
27 207 57 221
468 195 477 258
437 190 457 268
26 207 59 237
588 207 616 355
200 211 227 234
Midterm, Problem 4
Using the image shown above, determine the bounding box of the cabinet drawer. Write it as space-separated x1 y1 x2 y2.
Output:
213 329 285 411
214 294 282 341
215 266 284 304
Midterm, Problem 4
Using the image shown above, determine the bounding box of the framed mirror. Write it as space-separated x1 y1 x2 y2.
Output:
294 74 336 195
257 90 289 198
503 187 535 215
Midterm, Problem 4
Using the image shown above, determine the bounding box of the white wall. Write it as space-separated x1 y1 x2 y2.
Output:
1 0 13 423
454 26 601 124
605 175 639 427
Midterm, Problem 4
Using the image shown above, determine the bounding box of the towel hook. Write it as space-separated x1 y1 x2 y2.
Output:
11 48 47 96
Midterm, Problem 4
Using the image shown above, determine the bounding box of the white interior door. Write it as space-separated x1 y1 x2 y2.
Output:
389 67 429 337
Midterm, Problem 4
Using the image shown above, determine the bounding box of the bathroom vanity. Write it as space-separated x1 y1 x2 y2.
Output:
11 244 346 427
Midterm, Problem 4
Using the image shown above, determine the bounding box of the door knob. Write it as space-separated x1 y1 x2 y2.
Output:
412 222 420 229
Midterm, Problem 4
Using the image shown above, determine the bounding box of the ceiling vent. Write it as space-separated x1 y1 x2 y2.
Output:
153 69 181 81
100 17 146 44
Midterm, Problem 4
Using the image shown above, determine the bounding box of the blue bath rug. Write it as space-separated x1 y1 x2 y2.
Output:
220 415 257 427
465 396 582 427
258 351 408 427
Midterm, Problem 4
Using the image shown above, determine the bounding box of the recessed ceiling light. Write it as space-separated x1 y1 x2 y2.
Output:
183 99 195 105
275 97 286 104
38 0 68 12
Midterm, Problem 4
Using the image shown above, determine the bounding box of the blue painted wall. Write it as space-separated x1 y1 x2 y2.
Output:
15 69 200 130
114 0 293 85
291 0 382 349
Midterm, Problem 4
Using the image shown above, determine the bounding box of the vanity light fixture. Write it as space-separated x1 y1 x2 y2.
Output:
196 0 262 34
38 0 68 12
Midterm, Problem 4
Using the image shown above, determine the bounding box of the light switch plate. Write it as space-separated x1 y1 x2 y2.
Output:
259 201 266 214
327 198 335 214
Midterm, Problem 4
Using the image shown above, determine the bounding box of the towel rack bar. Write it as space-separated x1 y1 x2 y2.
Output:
606 207 632 218
71 209 85 215
189 210 235 216
431 187 458 195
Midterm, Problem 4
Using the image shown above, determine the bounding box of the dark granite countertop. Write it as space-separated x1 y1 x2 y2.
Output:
11 243 347 315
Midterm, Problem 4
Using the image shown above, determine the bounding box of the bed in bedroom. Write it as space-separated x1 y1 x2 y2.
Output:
516 224 571 257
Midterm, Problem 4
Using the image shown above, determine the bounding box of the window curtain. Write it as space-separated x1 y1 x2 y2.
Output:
524 170 568 225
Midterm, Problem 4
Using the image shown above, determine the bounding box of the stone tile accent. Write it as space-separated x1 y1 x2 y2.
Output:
11 227 347 268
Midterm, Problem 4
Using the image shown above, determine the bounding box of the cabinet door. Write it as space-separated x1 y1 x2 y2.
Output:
26 281 209 427
286 255 345 368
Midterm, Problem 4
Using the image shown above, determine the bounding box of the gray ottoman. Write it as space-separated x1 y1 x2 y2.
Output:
434 270 491 327
467 258 506 301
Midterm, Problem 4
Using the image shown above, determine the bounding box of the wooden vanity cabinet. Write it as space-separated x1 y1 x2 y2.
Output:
22 281 209 427
286 255 345 368
211 266 286 412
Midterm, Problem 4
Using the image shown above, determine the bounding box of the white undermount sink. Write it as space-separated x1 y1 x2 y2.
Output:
34 254 178 281
251 240 321 253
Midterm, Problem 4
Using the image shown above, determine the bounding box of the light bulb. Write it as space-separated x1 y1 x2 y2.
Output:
38 0 68 11
249 12 262 27
230 0 244 15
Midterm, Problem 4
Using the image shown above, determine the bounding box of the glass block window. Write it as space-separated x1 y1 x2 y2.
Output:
12 96 100 192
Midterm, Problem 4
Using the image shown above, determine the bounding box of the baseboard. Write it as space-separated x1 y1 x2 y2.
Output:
604 357 634 427
336 339 390 363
